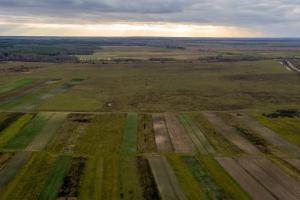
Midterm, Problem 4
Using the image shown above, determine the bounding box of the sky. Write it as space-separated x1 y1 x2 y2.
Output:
0 0 299 37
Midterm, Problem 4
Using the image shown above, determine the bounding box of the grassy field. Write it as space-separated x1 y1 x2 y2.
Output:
0 78 38 94
0 152 56 200
74 114 126 155
121 113 138 154
1 58 300 112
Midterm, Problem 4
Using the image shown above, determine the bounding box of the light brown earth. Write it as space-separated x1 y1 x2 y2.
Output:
284 158 300 171
203 112 260 154
0 151 32 192
152 114 173 153
234 114 300 157
147 155 186 200
164 113 195 153
252 158 300 198
237 157 299 200
216 157 275 200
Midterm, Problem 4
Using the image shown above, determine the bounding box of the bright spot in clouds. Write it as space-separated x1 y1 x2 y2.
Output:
0 22 261 37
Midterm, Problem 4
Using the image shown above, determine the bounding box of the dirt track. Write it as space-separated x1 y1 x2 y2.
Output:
147 155 186 200
203 112 260 154
164 113 195 153
0 151 31 192
152 114 173 153
234 114 300 157
216 157 275 200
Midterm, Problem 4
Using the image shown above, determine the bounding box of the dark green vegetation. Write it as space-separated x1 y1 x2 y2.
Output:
0 38 299 200
37 155 72 200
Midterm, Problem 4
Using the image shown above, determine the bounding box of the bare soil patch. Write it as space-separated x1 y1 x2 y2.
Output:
152 114 174 152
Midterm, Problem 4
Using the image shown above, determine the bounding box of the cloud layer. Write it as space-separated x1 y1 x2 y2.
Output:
0 0 299 36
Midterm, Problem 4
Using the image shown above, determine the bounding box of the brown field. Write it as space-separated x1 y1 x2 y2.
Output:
164 113 195 153
203 112 260 154
216 157 275 200
237 157 299 200
233 113 300 157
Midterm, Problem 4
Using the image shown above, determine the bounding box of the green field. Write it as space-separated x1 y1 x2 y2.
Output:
0 78 38 94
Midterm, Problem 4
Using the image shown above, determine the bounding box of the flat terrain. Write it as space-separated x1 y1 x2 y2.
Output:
0 38 299 199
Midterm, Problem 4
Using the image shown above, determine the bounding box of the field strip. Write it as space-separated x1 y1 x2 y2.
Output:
79 157 104 200
203 112 260 154
237 157 299 200
252 158 300 198
234 114 300 157
147 155 187 200
164 113 195 153
136 156 161 200
178 113 215 154
0 114 34 148
0 151 32 193
5 113 50 150
283 158 300 171
57 157 86 199
118 156 143 199
152 114 174 152
216 157 275 200
37 155 72 200
182 156 227 199
121 113 138 154
26 112 67 151
14 79 84 112
137 114 157 152
0 79 46 105
0 112 23 132
0 78 40 101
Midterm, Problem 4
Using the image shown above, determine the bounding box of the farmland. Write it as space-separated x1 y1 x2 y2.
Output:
0 37 300 199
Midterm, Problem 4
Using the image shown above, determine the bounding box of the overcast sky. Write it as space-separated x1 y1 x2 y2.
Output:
0 0 299 37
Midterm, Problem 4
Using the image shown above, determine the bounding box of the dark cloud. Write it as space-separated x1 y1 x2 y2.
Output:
0 0 299 36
